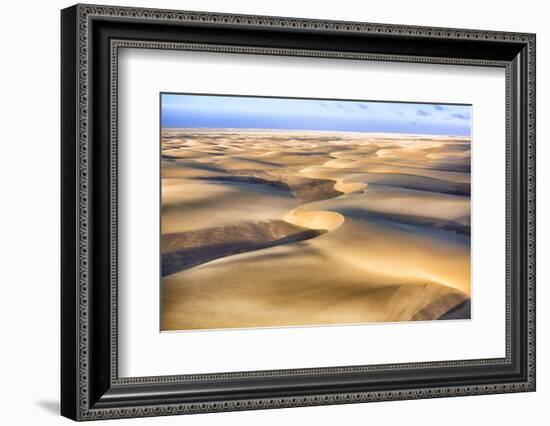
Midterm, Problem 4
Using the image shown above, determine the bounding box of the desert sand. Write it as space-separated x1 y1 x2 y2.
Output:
161 129 471 330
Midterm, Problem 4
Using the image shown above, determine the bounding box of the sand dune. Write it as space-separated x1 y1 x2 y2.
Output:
161 129 471 330
162 220 324 276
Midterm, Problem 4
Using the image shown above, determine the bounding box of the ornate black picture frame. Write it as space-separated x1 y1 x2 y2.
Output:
61 4 536 421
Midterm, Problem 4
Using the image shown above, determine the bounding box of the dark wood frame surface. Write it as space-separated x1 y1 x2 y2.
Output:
61 4 536 421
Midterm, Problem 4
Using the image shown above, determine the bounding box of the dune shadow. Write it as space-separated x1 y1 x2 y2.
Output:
162 224 326 276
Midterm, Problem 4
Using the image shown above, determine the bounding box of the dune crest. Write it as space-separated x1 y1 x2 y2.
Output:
282 153 369 233
284 209 344 232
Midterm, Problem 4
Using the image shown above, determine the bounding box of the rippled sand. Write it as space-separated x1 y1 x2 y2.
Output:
161 129 471 330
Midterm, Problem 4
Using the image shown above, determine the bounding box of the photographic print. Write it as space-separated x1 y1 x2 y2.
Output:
160 93 472 331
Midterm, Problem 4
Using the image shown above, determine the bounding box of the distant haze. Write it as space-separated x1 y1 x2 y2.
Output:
161 93 471 136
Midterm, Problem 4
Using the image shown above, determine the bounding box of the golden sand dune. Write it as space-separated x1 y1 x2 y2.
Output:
160 129 471 330
161 177 298 234
283 173 366 232
162 220 324 276
162 220 469 328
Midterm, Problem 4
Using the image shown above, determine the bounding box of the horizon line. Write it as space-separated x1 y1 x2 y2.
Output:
161 126 470 138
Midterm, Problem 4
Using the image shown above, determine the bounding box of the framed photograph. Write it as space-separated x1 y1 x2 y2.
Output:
61 4 536 421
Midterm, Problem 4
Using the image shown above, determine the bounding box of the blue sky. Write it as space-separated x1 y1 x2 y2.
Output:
161 93 471 136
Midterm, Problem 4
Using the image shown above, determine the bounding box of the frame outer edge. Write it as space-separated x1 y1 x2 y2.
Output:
527 33 536 390
76 2 91 420
61 4 80 422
